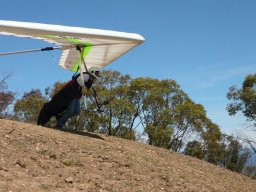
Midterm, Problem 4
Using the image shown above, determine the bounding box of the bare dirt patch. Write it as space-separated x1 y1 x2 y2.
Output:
0 119 255 192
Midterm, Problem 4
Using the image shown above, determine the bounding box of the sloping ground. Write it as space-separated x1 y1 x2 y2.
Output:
0 119 256 192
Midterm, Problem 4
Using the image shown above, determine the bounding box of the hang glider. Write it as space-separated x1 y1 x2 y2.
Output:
0 20 145 72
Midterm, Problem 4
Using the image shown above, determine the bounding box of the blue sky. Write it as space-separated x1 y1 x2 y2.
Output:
0 0 256 138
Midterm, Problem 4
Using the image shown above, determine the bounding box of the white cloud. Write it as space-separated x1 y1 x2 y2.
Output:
189 63 256 89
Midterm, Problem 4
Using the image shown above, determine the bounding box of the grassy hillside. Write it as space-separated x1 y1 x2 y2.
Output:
0 119 255 192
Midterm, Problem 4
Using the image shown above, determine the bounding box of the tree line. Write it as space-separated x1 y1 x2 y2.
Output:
1 70 255 175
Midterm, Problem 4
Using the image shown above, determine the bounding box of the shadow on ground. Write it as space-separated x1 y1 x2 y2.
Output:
58 128 105 140
43 126 105 140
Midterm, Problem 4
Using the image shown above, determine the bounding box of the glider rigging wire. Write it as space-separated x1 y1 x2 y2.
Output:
0 46 61 56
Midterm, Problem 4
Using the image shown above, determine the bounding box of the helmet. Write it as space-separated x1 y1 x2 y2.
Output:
88 66 100 79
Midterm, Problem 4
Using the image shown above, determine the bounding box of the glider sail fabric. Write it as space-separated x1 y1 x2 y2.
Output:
0 20 144 71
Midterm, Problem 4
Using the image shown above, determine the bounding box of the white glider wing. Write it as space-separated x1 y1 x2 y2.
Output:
0 20 144 71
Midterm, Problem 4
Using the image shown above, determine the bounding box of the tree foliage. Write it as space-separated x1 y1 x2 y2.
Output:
14 89 48 123
184 140 204 159
0 73 14 118
83 70 137 139
184 134 249 173
227 74 256 126
219 135 250 173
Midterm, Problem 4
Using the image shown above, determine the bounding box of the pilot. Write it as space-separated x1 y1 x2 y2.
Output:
37 66 100 128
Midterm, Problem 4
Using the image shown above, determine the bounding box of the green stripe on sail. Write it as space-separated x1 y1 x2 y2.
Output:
44 35 59 39
43 35 93 71
44 35 92 46
72 45 92 72
65 37 92 47
62 37 93 72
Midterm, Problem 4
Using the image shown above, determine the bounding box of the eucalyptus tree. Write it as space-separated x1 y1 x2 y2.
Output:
0 73 14 118
80 70 136 139
14 89 47 123
227 74 256 127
